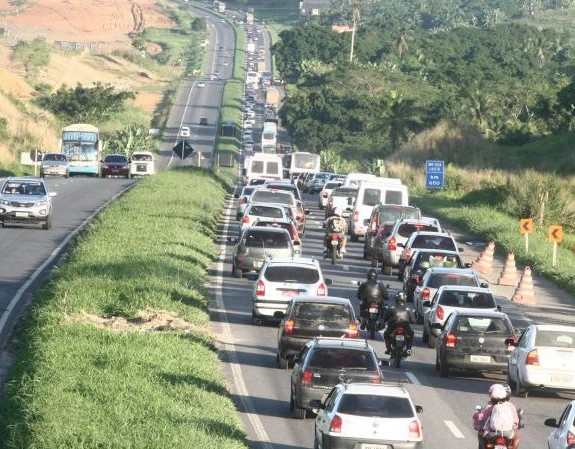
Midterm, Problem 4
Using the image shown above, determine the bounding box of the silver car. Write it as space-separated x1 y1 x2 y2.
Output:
0 177 57 230
40 152 69 178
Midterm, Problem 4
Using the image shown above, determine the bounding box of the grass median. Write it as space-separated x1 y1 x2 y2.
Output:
0 168 249 449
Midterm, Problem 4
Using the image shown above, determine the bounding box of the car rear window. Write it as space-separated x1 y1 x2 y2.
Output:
437 291 495 308
242 187 256 197
429 274 478 289
251 191 294 205
244 231 289 248
535 330 575 348
324 182 341 190
332 188 357 197
378 207 421 224
308 349 376 370
412 235 456 251
338 394 414 418
398 224 439 238
362 188 381 206
248 205 285 218
455 317 512 334
294 303 351 324
384 190 404 205
263 266 320 283
417 254 461 269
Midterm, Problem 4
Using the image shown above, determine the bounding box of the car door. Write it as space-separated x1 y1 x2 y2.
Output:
315 386 340 439
509 326 531 381
548 403 573 449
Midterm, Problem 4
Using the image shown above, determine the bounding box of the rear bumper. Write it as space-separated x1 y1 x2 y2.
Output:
444 351 509 372
320 434 423 449
522 367 575 391
253 296 292 317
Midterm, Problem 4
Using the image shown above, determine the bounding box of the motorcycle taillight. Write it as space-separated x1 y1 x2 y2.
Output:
331 234 339 240
396 327 405 335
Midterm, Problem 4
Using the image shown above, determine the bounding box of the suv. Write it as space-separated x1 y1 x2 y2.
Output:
239 202 292 235
276 296 359 368
325 186 357 219
364 204 422 265
312 383 424 449
422 285 499 347
290 338 384 419
262 182 309 235
0 177 57 230
397 231 462 280
248 189 303 234
251 257 332 325
380 217 442 276
252 217 302 256
230 227 295 278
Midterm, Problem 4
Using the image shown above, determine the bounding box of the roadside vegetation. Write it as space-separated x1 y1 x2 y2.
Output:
0 169 249 448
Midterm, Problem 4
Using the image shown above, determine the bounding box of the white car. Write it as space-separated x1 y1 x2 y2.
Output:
545 399 575 449
180 126 191 137
507 324 575 397
239 202 291 235
312 383 424 449
318 181 342 209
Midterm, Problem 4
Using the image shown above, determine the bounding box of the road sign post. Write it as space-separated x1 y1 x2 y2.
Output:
425 160 444 189
548 225 563 267
519 218 533 253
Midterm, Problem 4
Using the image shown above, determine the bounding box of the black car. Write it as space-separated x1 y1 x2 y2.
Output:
434 309 517 378
290 338 384 419
199 117 208 125
276 296 359 369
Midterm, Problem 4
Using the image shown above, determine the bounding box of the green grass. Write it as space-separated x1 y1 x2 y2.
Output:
0 169 249 449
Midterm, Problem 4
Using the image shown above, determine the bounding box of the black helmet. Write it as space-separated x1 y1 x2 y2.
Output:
367 268 377 281
395 291 406 306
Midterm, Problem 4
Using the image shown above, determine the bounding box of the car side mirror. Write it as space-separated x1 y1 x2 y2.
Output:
245 273 259 281
544 418 558 428
234 193 239 198
324 278 333 286
458 247 464 253
415 405 424 414
431 323 443 330
496 305 502 312
422 300 430 308
480 282 488 288
397 243 405 248
228 236 238 244
49 192 58 197
464 263 472 268
308 399 325 410
505 338 517 347
379 359 390 367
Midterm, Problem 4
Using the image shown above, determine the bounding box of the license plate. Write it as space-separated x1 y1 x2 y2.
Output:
282 291 298 296
253 261 262 268
369 307 378 313
331 240 338 246
470 355 491 363
494 445 506 449
360 444 390 449
15 212 28 217
551 375 573 384
395 335 405 341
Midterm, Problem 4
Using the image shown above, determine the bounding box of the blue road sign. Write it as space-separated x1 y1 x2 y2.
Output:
425 160 444 189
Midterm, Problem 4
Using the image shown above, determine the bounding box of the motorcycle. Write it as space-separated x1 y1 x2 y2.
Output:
325 233 343 265
389 325 411 368
474 405 524 449
365 301 383 339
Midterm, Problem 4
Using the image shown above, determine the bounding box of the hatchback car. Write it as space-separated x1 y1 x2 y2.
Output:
101 154 130 178
507 324 575 397
248 189 300 231
230 227 294 278
312 383 424 449
434 309 517 378
0 177 57 230
252 217 302 255
40 152 69 178
413 266 483 323
261 182 308 235
275 296 359 368
318 181 342 209
422 285 498 347
250 257 331 325
239 202 291 234
545 399 575 449
234 185 262 220
290 338 384 419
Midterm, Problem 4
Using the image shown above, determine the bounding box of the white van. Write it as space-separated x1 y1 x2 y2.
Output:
342 172 377 188
349 179 409 241
130 151 155 176
244 154 283 185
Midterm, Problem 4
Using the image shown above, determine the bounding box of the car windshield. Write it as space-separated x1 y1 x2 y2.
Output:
43 154 66 162
535 330 575 348
437 291 495 308
4 182 46 195
105 155 127 163
338 394 414 418
455 317 511 334
308 349 375 370
263 266 320 283
398 224 440 238
244 231 289 248
428 273 477 289
417 254 461 269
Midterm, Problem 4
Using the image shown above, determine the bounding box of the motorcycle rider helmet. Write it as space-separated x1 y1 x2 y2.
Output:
488 383 509 402
367 268 378 281
332 207 342 216
395 291 406 306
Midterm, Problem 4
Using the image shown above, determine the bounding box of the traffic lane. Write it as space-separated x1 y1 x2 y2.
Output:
0 176 134 350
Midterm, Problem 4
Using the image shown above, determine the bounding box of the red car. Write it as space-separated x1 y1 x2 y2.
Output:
101 154 130 178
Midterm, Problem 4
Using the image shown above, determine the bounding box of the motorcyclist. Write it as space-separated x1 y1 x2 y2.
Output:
357 268 389 329
473 383 521 449
383 292 415 354
323 207 348 255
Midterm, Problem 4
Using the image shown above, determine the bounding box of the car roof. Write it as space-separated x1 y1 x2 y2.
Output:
342 383 411 398
396 217 439 226
530 324 575 332
437 285 491 293
449 309 509 319
290 295 352 305
244 227 289 235
264 256 319 266
253 217 293 225
414 249 460 256
409 231 451 237
308 337 374 350
6 176 44 182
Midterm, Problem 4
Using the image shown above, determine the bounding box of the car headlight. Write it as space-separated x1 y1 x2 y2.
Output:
0 199 10 206
35 200 49 207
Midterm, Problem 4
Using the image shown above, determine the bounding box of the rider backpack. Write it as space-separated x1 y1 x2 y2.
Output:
329 218 343 233
489 403 514 432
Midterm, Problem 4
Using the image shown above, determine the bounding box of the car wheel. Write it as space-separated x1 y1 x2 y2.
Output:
292 402 307 419
277 352 288 369
232 264 243 278
439 354 450 378
422 325 429 344
370 258 378 268
415 310 423 325
427 331 435 349
43 216 52 230
514 371 528 398
350 234 358 242
506 369 516 391
251 311 261 326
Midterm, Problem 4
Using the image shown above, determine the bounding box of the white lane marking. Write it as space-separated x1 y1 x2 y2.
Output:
213 195 273 449
405 371 420 385
444 420 465 438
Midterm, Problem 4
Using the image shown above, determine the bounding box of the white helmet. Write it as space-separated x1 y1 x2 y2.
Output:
332 207 342 216
489 383 510 402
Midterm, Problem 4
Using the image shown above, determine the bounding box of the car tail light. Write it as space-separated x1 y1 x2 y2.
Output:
437 306 444 320
256 280 265 296
329 415 342 433
405 248 412 261
446 332 457 348
316 283 327 296
506 336 516 351
353 210 359 222
526 349 539 365
284 319 295 334
348 323 358 338
421 288 430 300
301 369 313 386
239 198 246 204
387 237 396 251
408 420 421 438
242 215 250 223
566 431 575 446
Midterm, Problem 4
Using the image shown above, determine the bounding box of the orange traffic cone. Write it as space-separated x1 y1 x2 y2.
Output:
472 241 495 274
498 253 518 286
512 266 535 304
